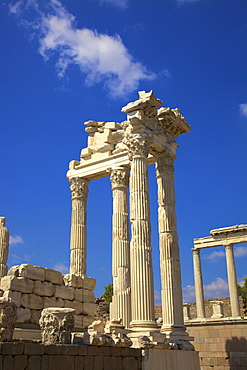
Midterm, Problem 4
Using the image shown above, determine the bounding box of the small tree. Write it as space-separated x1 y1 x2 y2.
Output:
238 277 247 314
103 283 113 303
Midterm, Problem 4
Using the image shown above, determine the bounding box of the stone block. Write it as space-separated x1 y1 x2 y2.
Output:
2 342 24 355
44 344 62 355
84 355 94 370
94 356 104 370
43 297 64 308
82 276 96 291
47 355 75 370
21 294 43 310
27 355 41 370
30 310 41 324
63 300 74 310
82 302 96 316
104 356 117 370
75 356 84 370
74 314 83 328
74 288 83 301
18 264 45 281
3 290 21 306
33 281 55 297
74 288 95 302
83 315 95 328
3 355 14 370
73 300 83 315
63 274 78 288
24 343 44 355
54 286 74 300
17 307 31 323
60 345 79 355
44 268 63 285
13 355 28 370
0 276 34 293
105 122 121 130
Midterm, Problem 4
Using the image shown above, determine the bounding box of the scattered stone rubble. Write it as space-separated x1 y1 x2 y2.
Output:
0 264 96 330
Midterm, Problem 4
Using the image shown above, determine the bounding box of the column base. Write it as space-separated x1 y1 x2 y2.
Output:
161 324 193 341
129 320 159 332
128 330 167 348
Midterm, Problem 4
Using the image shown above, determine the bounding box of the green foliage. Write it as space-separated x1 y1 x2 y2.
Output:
238 277 247 314
103 282 113 303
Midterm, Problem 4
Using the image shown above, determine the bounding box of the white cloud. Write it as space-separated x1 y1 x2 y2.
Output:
239 103 247 118
9 235 24 245
183 277 230 302
183 285 195 303
154 290 161 305
234 246 247 257
53 262 69 274
9 0 23 15
9 253 32 264
10 0 156 97
98 0 128 10
203 250 225 262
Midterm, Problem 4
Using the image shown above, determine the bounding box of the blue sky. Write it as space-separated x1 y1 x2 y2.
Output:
1 0 247 302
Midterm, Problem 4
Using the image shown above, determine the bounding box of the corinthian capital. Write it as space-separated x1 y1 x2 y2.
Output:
110 167 129 189
124 135 150 160
69 177 89 199
155 152 175 177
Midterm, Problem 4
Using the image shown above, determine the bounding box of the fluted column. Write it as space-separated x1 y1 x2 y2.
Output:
126 135 157 331
192 248 205 319
156 154 186 338
69 177 89 277
0 217 9 277
110 167 131 328
224 244 240 317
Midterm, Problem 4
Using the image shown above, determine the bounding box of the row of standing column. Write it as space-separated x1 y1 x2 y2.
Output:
192 245 240 319
69 140 186 336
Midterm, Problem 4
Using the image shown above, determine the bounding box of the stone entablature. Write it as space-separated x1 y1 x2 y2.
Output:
0 264 96 330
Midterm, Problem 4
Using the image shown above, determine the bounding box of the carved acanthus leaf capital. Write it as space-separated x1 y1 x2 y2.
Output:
155 153 175 177
124 135 150 160
69 177 89 199
110 168 129 189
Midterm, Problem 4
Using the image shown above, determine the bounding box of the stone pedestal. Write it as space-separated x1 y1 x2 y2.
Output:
69 177 89 277
210 300 224 319
110 167 131 328
0 297 17 341
39 307 75 344
192 248 205 319
155 154 187 339
225 244 241 318
126 135 157 332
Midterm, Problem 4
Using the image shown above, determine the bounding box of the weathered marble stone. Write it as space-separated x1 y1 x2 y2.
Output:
16 307 31 323
74 288 94 302
39 307 75 344
44 268 63 285
43 297 64 309
3 290 21 307
1 276 34 293
0 217 9 278
54 285 74 300
30 309 42 324
21 293 43 310
18 264 45 281
0 297 17 341
33 280 55 297
82 302 96 316
82 276 96 291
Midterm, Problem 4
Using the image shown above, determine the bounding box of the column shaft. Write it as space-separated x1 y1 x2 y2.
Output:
156 154 186 337
225 244 240 317
127 137 157 331
110 168 131 328
192 249 205 319
69 177 89 277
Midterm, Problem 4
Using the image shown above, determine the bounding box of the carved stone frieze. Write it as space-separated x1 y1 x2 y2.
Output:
39 307 75 345
69 177 89 199
0 297 17 341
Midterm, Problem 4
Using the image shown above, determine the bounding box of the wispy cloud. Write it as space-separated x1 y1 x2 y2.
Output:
53 262 69 274
183 277 230 302
9 0 156 97
234 246 247 257
9 235 24 246
203 250 225 262
154 290 161 305
8 253 32 264
98 0 128 10
239 103 247 118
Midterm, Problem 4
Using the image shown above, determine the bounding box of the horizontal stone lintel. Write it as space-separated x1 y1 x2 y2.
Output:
193 232 247 249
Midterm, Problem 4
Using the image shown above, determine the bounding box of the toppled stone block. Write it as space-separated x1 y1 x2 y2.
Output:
54 286 74 300
3 290 21 307
44 268 63 285
16 307 31 323
43 296 64 308
1 276 34 294
33 281 55 297
21 294 43 310
82 302 96 316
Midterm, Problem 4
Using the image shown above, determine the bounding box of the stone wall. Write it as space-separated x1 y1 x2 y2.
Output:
0 342 142 370
186 320 247 370
155 296 245 320
0 264 96 330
